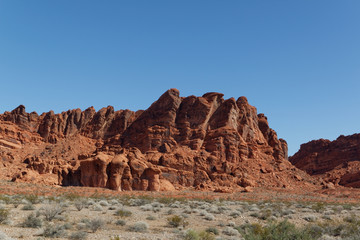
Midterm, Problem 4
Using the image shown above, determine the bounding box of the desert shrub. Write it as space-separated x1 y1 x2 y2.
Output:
10 195 22 208
217 222 225 227
181 213 189 218
40 204 64 221
115 209 132 217
237 220 315 240
80 218 90 224
198 231 215 240
229 211 241 218
222 227 239 236
151 201 163 208
20 213 42 228
12 201 20 208
127 221 148 232
192 209 199 214
318 234 337 240
146 215 156 220
0 208 9 224
318 221 360 238
343 214 360 224
323 210 334 216
183 229 199 240
86 199 95 206
25 194 39 204
199 210 207 216
62 193 81 201
152 207 161 213
74 199 87 211
207 206 220 214
21 203 35 210
0 230 14 240
110 236 121 240
332 205 343 213
312 202 326 213
42 224 67 238
0 195 11 204
342 204 353 210
282 208 296 216
76 222 87 230
63 222 72 230
158 197 176 205
322 215 332 221
170 203 181 208
250 212 260 218
304 215 317 222
86 219 104 233
68 231 87 240
249 205 260 212
129 197 151 206
203 213 215 221
167 215 188 228
99 200 109 206
115 219 126 226
140 204 153 211
227 221 236 227
304 224 324 238
166 209 175 215
183 207 192 214
92 203 103 211
218 205 229 212
60 201 70 208
109 199 119 205
205 227 219 235
258 208 273 220
183 229 216 240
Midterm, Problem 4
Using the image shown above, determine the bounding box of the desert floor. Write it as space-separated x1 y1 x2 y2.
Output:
0 181 359 240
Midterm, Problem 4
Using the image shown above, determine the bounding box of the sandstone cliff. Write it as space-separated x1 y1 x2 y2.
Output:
290 134 360 188
0 89 315 191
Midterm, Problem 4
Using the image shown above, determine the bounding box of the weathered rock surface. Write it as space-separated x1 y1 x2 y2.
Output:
290 134 360 188
1 89 317 191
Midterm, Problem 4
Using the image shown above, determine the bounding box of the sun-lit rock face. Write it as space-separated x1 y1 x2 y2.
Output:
290 134 360 188
1 88 316 191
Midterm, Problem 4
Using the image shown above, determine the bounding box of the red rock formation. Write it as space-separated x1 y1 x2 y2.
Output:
1 89 317 191
290 134 360 188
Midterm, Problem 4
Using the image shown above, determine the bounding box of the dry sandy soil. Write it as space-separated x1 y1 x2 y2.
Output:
0 181 360 240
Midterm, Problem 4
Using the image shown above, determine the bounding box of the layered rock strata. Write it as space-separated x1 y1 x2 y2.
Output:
290 134 360 188
1 89 315 191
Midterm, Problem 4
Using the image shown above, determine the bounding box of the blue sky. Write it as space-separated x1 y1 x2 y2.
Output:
0 1 359 155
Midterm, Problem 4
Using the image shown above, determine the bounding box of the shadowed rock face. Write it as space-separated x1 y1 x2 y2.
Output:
1 88 316 191
290 134 360 188
79 153 111 188
106 154 128 191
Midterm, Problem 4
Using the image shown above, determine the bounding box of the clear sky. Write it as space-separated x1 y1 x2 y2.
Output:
0 1 359 155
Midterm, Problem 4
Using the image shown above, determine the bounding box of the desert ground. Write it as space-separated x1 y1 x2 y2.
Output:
0 181 359 240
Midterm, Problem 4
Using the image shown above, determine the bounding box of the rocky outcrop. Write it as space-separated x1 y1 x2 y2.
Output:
1 105 139 144
1 89 317 191
58 150 163 191
290 134 360 188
